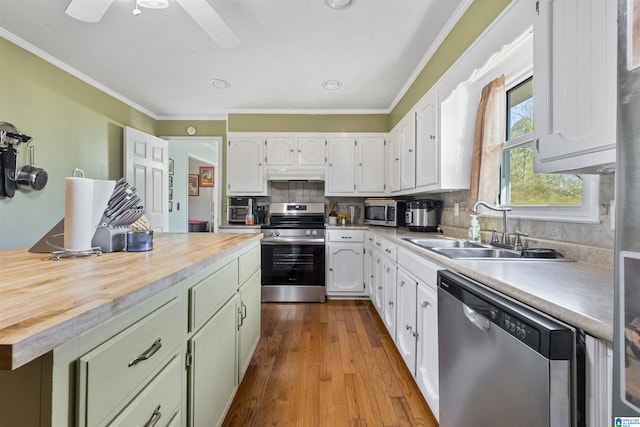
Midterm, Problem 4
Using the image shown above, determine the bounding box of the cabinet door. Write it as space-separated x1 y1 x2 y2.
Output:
227 138 266 194
387 128 401 193
364 240 375 299
327 243 365 294
265 137 296 166
188 295 238 427
357 137 386 194
297 137 326 166
416 283 439 421
326 137 356 194
400 114 416 191
396 269 417 373
382 257 397 340
373 251 384 315
533 0 616 172
238 270 261 381
415 90 439 188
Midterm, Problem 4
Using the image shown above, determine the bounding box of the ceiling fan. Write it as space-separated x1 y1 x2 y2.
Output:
64 0 240 48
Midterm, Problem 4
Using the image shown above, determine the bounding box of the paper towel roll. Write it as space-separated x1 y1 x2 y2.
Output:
63 177 115 251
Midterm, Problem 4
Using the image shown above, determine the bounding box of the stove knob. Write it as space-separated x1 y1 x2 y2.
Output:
311 230 317 236
305 230 311 236
275 231 280 237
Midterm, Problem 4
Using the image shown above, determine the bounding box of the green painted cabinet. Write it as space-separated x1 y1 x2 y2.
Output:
237 269 261 381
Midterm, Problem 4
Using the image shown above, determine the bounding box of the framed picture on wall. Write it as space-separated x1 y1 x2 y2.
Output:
188 174 199 196
199 166 215 187
168 158 174 175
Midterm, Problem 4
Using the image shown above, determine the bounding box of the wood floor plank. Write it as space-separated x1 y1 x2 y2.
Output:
222 300 437 427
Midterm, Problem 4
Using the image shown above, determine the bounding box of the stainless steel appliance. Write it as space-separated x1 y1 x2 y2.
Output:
616 0 640 419
227 197 255 224
261 203 325 302
438 270 584 426
363 199 405 227
405 199 442 232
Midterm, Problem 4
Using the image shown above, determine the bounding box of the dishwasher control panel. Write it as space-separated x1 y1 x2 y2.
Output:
492 308 540 349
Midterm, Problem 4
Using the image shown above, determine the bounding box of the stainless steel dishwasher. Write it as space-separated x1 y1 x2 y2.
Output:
437 270 585 427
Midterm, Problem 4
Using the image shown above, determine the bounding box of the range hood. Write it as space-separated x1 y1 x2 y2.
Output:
266 166 325 181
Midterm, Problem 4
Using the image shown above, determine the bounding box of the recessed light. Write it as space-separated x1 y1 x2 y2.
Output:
209 79 231 89
137 0 169 9
322 80 342 90
325 0 353 10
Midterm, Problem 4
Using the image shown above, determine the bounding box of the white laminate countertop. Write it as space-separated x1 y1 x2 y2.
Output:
364 226 614 342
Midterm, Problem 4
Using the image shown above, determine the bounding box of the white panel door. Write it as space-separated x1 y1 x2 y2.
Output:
227 137 266 195
396 269 417 373
382 257 397 340
297 137 326 166
387 128 401 193
415 89 439 188
124 126 168 232
357 137 385 194
265 137 296 166
400 114 416 191
326 137 356 194
416 282 439 420
327 243 364 294
533 0 616 171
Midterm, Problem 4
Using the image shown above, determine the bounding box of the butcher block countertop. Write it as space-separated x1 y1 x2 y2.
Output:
0 232 262 370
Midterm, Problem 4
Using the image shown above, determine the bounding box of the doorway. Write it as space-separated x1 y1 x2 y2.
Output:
165 137 221 233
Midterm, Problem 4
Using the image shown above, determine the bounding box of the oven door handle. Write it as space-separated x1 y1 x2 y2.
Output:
261 239 325 245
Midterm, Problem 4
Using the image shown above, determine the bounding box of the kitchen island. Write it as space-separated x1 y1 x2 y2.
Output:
0 232 262 427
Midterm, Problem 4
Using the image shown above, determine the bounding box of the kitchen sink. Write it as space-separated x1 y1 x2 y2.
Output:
402 237 486 250
429 246 574 261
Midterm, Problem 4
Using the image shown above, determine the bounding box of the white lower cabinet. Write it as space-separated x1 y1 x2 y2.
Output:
382 256 398 340
396 269 417 371
326 230 366 296
373 250 384 315
415 281 439 420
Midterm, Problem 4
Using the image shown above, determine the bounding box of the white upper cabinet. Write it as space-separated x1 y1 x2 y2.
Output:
227 137 268 195
415 89 439 189
326 136 386 196
265 137 296 166
265 136 326 167
296 137 326 166
400 113 416 191
357 137 386 194
326 137 357 194
533 0 616 173
387 127 402 194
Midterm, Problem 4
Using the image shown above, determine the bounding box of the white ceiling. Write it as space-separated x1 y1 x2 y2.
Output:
0 0 468 119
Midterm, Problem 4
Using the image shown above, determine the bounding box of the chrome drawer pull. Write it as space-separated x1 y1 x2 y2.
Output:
144 405 162 427
128 338 162 367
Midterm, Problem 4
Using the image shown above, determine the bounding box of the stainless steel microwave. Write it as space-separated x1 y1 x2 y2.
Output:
363 199 406 227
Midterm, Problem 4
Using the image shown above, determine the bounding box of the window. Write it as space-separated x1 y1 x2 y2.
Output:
499 74 599 222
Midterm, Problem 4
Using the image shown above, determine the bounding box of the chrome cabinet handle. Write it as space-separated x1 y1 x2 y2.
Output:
412 330 418 337
144 405 162 427
238 306 244 328
242 302 247 319
389 301 394 306
421 301 429 308
341 236 352 239
128 338 162 367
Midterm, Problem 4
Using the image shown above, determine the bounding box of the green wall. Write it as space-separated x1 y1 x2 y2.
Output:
227 113 388 133
0 37 156 250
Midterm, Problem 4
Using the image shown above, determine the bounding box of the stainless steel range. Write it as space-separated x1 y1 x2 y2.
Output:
261 203 326 302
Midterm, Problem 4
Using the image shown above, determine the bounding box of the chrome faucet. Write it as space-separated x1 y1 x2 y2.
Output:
471 201 512 246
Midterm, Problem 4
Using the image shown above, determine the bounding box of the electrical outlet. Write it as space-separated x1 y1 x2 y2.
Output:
454 202 459 217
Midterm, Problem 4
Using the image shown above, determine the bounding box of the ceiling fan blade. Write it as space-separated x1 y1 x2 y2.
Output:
65 0 114 22
175 0 240 49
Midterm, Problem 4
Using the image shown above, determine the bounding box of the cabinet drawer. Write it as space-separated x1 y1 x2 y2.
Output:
328 230 365 242
397 248 440 289
189 259 238 332
78 298 182 427
108 356 182 427
238 244 260 284
375 236 397 261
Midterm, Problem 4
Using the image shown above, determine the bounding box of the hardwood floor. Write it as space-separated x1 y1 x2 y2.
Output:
223 300 438 427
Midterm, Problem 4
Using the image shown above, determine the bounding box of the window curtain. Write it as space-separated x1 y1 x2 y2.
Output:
468 75 506 209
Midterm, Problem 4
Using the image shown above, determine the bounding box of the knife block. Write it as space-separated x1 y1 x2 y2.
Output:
92 226 127 252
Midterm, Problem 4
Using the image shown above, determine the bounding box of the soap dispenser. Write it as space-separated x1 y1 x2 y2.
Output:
468 215 481 243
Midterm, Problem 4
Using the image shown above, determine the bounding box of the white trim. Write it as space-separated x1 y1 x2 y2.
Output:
0 27 159 120
226 108 389 115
